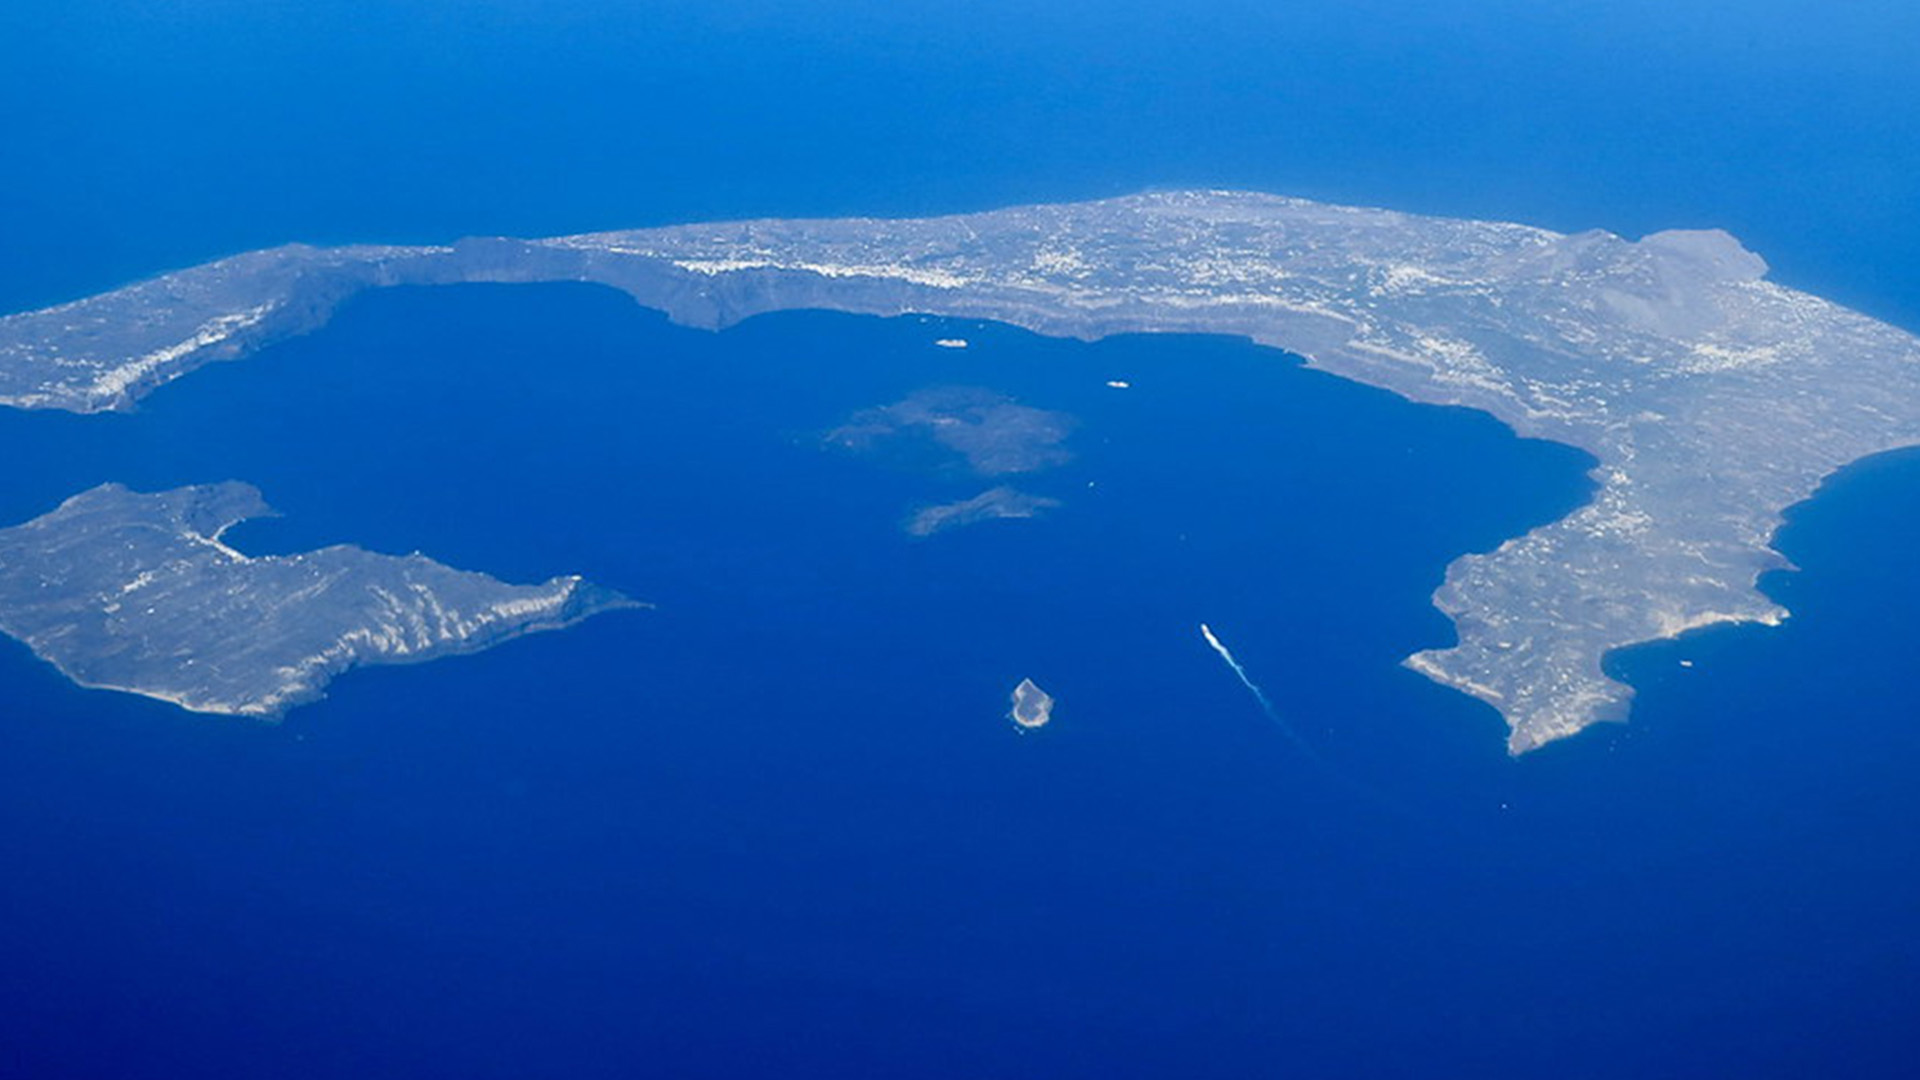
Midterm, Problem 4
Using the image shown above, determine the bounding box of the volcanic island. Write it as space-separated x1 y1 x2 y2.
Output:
5 191 1917 751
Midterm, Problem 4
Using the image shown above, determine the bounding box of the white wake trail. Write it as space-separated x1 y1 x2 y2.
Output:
1199 622 1317 757
1200 623 1398 809
1200 623 1279 716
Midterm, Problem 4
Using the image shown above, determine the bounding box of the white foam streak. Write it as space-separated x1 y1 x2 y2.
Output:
1200 622 1324 762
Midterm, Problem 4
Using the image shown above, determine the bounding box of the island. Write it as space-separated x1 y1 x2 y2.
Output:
827 387 1076 476
1010 678 1055 730
0 483 639 716
5 190 1918 752
905 487 1062 537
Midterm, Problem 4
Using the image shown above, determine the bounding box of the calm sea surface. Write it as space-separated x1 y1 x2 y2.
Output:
0 285 1915 1077
4 2 1920 1075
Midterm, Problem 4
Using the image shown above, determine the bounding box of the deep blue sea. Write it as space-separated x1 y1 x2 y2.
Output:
2 3 1918 1077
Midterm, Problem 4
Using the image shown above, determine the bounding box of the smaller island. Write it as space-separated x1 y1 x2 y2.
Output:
906 486 1062 537
0 483 641 717
1009 678 1054 731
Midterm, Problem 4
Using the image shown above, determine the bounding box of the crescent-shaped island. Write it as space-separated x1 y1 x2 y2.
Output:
4 190 1918 751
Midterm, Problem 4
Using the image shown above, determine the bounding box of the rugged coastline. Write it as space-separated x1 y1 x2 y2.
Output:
5 191 1917 750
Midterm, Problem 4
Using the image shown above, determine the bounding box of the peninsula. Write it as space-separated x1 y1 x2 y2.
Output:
4 191 1917 751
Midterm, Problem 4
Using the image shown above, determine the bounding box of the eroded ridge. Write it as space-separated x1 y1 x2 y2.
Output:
6 191 1920 750
0 483 639 716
